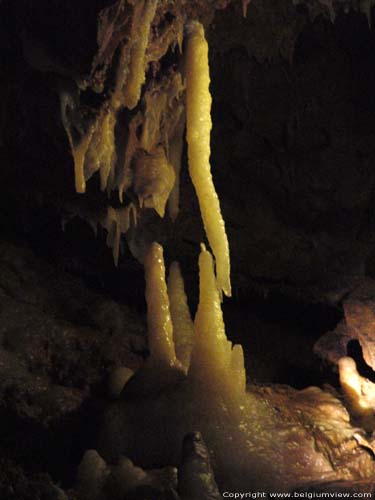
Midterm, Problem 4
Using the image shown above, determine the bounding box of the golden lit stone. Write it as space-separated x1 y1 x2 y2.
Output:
167 261 194 369
188 244 245 400
144 242 177 367
103 205 137 266
338 356 375 432
134 147 175 218
122 0 158 110
185 22 231 297
85 109 117 192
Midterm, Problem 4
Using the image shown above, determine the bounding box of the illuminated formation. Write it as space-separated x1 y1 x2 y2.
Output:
167 261 194 370
97 240 375 494
338 356 375 432
187 244 245 399
144 242 177 368
61 14 230 303
185 22 231 297
67 7 375 496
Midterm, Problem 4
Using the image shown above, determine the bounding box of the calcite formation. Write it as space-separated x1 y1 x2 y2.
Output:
3 0 375 497
97 244 375 493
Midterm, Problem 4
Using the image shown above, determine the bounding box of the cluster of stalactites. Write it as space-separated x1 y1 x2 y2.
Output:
61 0 183 199
102 205 137 266
144 242 245 397
61 5 231 296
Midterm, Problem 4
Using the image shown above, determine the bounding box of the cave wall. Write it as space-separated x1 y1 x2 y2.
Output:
208 0 375 302
1 0 375 306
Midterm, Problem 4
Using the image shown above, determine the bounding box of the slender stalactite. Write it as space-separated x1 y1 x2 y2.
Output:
103 205 137 266
185 21 231 297
122 0 158 110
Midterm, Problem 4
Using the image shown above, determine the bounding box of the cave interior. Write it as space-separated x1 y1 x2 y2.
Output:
2 0 375 498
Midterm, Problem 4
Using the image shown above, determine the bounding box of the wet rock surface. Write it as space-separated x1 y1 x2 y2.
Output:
0 240 146 496
1 0 375 496
314 278 375 375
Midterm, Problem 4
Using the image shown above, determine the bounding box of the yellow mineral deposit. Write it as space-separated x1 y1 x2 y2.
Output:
63 121 94 194
186 22 231 297
189 244 245 400
85 109 117 192
69 5 375 493
122 0 158 110
99 242 375 492
133 147 175 218
338 356 375 432
103 205 137 266
63 105 117 195
118 113 143 203
144 242 177 367
167 261 194 370
140 90 168 154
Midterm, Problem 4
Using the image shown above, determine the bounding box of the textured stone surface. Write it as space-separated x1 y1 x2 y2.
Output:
314 279 375 372
0 240 146 495
2 1 375 304
1 0 375 496
343 279 375 371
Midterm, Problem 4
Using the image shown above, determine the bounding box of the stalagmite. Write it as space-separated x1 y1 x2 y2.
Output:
144 242 177 367
188 244 245 399
167 261 194 369
99 242 375 491
185 22 231 297
77 450 109 500
78 450 177 499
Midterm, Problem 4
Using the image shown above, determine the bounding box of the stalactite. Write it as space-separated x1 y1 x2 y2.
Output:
133 147 175 218
102 204 137 266
122 0 158 110
242 0 251 18
185 22 231 297
85 107 117 192
59 88 95 194
118 112 143 203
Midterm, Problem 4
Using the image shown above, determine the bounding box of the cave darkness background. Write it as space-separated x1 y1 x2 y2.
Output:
1 0 375 497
